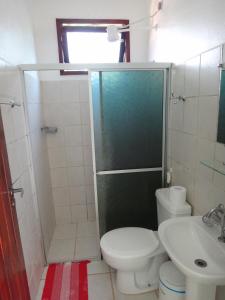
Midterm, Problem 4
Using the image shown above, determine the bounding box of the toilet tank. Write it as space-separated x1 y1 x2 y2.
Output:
156 188 192 225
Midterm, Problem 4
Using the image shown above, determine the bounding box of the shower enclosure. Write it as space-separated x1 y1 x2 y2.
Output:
90 66 169 237
19 62 170 262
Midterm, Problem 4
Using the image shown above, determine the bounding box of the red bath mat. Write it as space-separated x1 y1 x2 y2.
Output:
42 261 90 300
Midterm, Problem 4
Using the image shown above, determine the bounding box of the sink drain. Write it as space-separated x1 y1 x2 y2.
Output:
194 259 207 268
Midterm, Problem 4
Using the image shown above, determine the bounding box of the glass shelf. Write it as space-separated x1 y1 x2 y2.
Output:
200 160 225 176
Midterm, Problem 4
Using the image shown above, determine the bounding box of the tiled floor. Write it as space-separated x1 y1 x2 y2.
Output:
36 261 158 300
47 222 100 262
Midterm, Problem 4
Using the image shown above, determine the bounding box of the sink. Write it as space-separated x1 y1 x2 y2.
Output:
159 216 225 300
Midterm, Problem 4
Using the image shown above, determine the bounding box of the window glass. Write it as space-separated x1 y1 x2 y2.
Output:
56 19 130 75
67 32 121 63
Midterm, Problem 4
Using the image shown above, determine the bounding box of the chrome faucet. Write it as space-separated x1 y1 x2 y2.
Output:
202 204 225 243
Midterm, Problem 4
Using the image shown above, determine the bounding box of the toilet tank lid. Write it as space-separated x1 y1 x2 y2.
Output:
156 188 191 215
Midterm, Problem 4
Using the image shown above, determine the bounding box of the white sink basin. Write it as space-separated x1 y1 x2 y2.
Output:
159 216 225 300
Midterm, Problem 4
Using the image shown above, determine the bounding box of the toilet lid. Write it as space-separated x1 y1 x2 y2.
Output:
100 227 159 258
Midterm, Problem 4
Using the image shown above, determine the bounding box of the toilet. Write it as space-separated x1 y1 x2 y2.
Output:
100 188 192 294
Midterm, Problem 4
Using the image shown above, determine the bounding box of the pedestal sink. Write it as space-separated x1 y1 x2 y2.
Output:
158 216 225 300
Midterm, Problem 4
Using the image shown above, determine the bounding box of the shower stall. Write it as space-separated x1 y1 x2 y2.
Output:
89 65 170 237
19 63 170 263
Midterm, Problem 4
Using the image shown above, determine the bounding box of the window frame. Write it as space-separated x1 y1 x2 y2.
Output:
56 18 130 75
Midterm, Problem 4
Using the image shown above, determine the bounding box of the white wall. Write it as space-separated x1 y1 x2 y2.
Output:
0 0 45 299
169 44 225 300
0 66 44 300
0 0 36 64
41 78 101 262
148 1 225 299
149 0 225 63
42 79 96 224
28 0 150 66
24 72 56 254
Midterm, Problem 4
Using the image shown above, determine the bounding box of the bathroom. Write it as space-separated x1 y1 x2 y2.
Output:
1 0 225 299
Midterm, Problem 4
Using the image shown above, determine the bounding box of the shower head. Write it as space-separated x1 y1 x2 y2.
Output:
106 3 162 42
106 25 129 42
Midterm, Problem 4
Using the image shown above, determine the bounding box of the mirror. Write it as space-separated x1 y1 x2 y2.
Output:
217 70 225 144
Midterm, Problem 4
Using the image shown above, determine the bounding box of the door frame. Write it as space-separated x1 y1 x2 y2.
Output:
0 109 30 300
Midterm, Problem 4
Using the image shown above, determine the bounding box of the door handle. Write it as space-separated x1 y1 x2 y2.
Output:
10 187 24 197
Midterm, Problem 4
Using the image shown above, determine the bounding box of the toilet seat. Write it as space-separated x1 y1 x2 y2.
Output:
100 227 159 259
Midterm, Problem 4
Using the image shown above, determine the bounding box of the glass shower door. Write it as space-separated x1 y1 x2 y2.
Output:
91 70 165 237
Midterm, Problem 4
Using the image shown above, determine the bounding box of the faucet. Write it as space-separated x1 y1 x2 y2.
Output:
202 204 225 243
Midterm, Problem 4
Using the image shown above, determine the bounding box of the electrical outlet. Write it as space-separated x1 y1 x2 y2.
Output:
158 1 163 10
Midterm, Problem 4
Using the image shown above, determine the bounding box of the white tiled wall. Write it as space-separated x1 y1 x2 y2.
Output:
41 79 96 225
24 71 56 254
0 61 44 300
169 45 225 298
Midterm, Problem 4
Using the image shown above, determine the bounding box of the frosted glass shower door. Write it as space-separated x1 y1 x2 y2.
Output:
91 70 165 237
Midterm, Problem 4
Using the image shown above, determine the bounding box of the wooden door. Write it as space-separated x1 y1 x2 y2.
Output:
0 110 30 300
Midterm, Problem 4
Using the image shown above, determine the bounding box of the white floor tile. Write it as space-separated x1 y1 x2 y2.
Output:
77 221 97 237
75 236 100 260
35 279 45 300
88 260 110 275
47 239 75 263
52 223 77 239
112 273 158 300
88 274 114 300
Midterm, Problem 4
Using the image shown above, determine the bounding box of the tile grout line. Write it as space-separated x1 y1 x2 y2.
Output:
74 222 77 260
109 271 116 300
88 271 111 276
74 236 77 260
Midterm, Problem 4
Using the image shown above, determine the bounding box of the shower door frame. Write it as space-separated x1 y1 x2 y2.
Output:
88 65 170 248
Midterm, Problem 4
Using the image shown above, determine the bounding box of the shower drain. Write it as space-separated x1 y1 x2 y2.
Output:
194 259 207 268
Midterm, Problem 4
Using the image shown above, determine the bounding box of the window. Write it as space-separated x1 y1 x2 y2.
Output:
56 19 130 75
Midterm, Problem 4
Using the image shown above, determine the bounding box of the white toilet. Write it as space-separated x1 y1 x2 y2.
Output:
100 188 191 294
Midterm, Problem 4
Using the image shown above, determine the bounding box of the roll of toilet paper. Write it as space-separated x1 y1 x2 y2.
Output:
169 186 186 207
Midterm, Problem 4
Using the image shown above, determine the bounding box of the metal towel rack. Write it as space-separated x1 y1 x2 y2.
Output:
0 96 21 108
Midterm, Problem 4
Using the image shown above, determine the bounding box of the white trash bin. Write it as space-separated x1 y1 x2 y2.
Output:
159 261 185 300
